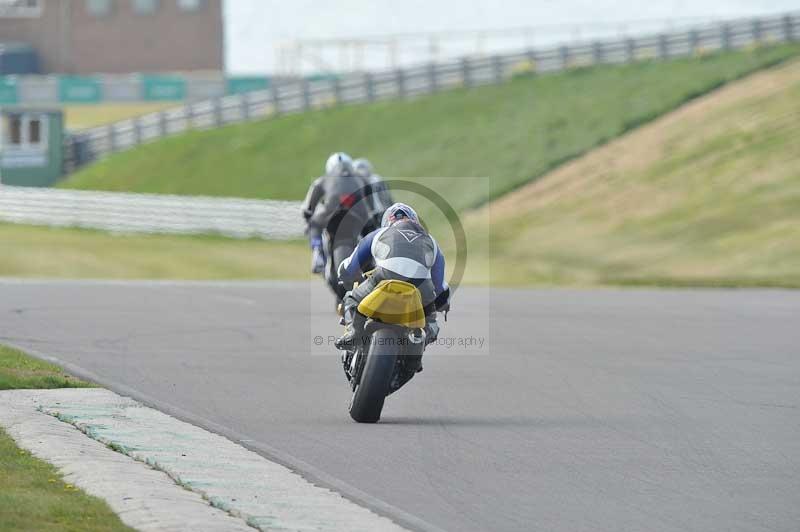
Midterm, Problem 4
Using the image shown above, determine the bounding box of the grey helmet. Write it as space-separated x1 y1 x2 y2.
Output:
325 152 354 177
353 158 374 179
381 202 420 228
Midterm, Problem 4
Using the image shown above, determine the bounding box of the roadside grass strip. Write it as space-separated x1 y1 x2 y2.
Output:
0 224 310 281
0 427 135 532
3 388 409 532
0 345 133 532
0 343 94 390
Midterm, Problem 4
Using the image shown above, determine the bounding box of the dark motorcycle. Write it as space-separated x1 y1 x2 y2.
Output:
341 279 434 423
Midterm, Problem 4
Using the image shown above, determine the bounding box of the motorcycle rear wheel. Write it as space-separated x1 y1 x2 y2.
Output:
349 329 399 423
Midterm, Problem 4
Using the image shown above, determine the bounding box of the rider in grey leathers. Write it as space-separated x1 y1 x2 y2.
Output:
353 158 394 230
302 152 372 301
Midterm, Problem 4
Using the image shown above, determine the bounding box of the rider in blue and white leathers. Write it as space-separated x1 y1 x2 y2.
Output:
335 203 451 365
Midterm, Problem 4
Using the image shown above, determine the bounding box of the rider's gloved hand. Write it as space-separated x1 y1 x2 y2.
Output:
337 262 354 291
425 319 440 346
434 287 451 313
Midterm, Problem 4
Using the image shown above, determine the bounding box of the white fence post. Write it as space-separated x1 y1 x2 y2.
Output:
62 137 74 174
132 119 142 146
688 30 700 54
526 49 537 68
751 18 763 44
428 63 439 92
492 55 504 83
559 45 570 70
721 23 732 50
158 111 168 137
331 76 343 104
657 34 669 59
364 73 376 101
212 98 223 127
270 85 281 115
239 93 250 121
186 104 196 129
461 58 472 87
395 69 406 98
783 14 795 42
108 125 117 153
301 79 312 110
625 38 636 63
592 42 603 64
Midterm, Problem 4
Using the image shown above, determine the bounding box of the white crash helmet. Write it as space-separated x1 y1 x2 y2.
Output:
325 152 354 177
353 158 374 179
381 202 420 227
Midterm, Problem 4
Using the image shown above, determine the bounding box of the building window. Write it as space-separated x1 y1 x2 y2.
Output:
132 0 159 15
0 0 42 18
3 114 48 150
178 0 204 12
28 118 41 144
85 0 112 17
9 115 21 145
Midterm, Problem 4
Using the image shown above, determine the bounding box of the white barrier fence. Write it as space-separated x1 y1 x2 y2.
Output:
65 11 800 170
0 186 304 240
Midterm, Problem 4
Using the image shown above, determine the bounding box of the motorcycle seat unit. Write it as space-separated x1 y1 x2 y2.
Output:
357 279 426 329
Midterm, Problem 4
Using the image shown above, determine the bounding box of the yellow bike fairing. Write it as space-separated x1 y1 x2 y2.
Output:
357 280 426 329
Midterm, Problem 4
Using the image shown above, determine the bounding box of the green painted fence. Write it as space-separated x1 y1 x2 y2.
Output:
142 76 187 101
6 74 322 105
0 78 18 104
59 77 103 103
227 76 270 95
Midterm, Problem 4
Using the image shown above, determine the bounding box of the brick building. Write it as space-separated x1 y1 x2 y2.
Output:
0 0 224 74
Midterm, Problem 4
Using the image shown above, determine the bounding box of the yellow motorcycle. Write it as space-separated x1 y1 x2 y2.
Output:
342 279 431 423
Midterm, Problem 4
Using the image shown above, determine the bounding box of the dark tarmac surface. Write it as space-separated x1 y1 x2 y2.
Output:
1 280 798 532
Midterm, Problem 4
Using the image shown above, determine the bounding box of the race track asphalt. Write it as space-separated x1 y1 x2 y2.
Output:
1 280 798 532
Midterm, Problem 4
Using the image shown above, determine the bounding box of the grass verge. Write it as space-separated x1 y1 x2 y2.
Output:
0 431 134 532
0 344 133 531
476 58 800 288
0 344 92 390
0 224 310 280
64 103 175 130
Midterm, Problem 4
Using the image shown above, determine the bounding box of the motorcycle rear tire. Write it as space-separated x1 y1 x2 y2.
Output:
349 329 399 423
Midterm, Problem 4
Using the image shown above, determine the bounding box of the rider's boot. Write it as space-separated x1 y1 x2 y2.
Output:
335 306 365 350
311 247 325 274
310 237 325 274
410 317 440 374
